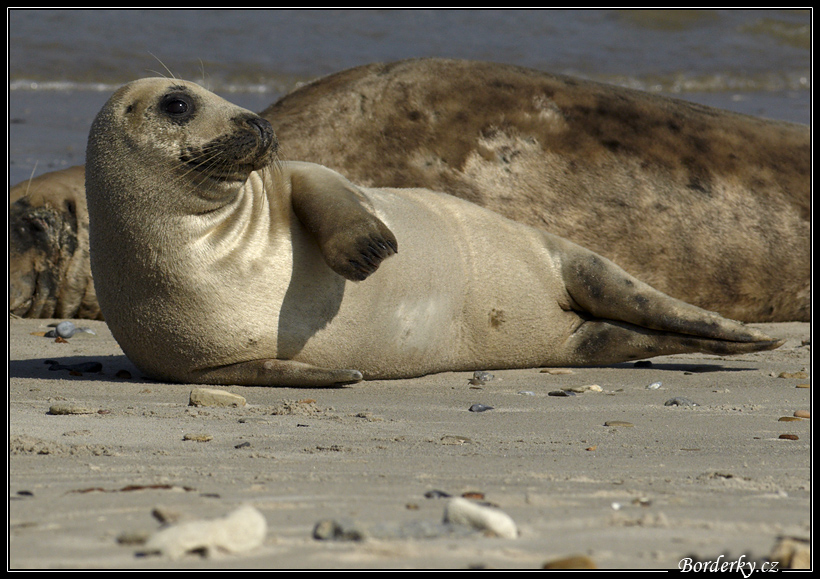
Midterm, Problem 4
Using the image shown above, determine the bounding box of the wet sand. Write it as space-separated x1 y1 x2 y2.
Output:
8 317 810 569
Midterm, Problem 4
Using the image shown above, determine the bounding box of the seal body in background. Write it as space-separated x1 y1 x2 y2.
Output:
9 165 101 320
265 58 811 323
84 78 782 386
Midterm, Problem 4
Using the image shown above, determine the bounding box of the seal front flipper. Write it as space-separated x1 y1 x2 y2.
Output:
288 162 398 281
189 359 363 387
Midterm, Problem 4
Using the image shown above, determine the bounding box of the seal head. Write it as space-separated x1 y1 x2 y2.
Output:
88 78 277 213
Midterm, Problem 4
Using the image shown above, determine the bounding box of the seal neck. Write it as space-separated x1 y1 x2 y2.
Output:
187 168 290 264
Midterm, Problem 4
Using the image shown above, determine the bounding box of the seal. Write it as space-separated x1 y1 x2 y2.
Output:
11 59 809 322
84 78 783 386
263 58 810 323
9 164 102 320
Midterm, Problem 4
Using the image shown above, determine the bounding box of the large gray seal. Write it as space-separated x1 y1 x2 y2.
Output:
11 59 809 323
84 78 782 387
263 58 810 323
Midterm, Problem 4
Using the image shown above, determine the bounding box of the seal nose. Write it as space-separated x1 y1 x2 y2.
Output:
245 116 275 152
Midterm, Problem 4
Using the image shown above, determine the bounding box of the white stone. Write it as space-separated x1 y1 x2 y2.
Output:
561 384 602 393
141 504 266 559
189 387 246 408
443 497 518 539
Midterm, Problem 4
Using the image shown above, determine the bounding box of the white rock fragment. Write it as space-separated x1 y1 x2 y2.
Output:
443 498 518 539
140 504 266 559
48 402 98 415
189 387 247 408
46 320 96 338
561 384 602 393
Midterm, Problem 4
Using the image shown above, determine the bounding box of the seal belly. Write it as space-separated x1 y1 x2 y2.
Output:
283 188 469 377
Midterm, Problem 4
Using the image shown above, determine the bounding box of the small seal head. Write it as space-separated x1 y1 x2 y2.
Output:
87 78 278 217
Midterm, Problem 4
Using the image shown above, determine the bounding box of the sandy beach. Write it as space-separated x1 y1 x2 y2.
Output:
8 9 811 571
8 316 810 569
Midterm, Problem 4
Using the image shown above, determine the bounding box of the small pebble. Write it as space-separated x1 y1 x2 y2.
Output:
116 531 151 545
795 383 810 388
646 381 662 390
561 384 602 393
604 421 634 427
469 403 493 413
779 434 799 440
540 368 574 375
769 536 811 569
115 369 132 379
779 371 809 379
189 387 246 408
518 390 535 396
424 490 452 499
151 507 183 524
238 416 269 424
234 441 251 449
182 434 213 442
548 390 575 397
664 397 698 406
48 403 98 415
543 554 597 569
312 519 367 541
468 371 494 385
778 417 802 422
45 321 96 339
794 410 810 419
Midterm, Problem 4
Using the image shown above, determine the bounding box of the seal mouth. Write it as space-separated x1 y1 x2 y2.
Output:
180 116 277 183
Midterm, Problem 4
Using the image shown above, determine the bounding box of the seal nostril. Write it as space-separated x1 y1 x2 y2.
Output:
245 117 274 150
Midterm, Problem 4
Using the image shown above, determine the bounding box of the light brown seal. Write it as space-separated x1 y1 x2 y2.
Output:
84 78 782 386
9 165 102 320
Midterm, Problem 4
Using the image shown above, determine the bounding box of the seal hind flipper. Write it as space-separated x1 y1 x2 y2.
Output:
289 162 398 281
564 319 783 366
557 236 783 356
189 359 363 387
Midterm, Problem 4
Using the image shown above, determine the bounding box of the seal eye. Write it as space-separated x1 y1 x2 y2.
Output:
165 99 189 115
160 92 195 122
